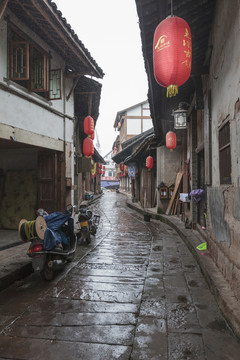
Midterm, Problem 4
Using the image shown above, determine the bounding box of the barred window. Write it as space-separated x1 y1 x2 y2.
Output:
219 121 231 184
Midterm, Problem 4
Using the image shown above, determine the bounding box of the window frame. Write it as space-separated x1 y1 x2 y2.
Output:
29 45 49 92
8 26 63 99
10 40 29 80
49 69 62 100
219 120 231 184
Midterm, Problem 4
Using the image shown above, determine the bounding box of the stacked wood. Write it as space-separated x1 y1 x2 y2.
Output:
165 171 183 215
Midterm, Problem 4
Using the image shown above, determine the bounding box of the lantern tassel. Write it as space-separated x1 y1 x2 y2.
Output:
167 85 178 98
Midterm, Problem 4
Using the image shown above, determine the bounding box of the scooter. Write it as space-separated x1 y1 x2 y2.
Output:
76 202 100 244
18 204 77 281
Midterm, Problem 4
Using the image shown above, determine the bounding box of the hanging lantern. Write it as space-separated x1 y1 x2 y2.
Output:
118 122 121 129
113 146 117 155
84 116 94 136
166 131 176 151
83 137 94 157
153 16 192 97
90 131 95 140
146 156 154 170
120 163 124 172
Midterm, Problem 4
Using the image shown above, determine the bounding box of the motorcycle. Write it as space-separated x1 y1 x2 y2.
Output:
18 204 77 281
76 202 100 244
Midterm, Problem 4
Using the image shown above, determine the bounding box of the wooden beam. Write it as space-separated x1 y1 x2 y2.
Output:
88 93 93 116
66 76 82 101
0 0 9 19
122 116 151 120
75 92 96 95
165 172 183 215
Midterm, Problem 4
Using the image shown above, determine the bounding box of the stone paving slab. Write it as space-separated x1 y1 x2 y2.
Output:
0 336 132 360
0 242 32 292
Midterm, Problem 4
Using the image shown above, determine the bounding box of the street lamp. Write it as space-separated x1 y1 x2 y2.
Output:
173 103 189 129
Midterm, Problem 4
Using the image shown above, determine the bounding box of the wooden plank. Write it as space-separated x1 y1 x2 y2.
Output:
173 191 180 215
0 0 8 19
165 172 183 215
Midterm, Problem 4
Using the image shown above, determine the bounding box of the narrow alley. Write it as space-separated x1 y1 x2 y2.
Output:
0 192 240 359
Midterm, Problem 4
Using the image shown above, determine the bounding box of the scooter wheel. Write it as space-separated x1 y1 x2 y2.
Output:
40 263 54 281
90 225 96 235
86 234 91 244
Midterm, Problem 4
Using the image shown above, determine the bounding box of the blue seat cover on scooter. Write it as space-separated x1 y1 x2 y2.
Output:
43 212 73 250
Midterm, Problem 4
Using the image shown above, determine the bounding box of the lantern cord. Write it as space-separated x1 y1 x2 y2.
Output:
171 0 173 16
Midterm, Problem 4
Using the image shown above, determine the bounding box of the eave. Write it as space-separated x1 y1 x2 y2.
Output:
5 0 104 79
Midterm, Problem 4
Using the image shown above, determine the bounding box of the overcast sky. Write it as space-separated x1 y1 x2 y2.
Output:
54 0 149 157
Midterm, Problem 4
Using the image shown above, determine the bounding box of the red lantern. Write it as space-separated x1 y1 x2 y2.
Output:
118 122 121 129
166 131 177 151
84 116 94 136
153 16 192 97
83 137 94 157
90 131 95 140
146 156 153 170
113 147 117 155
120 163 124 172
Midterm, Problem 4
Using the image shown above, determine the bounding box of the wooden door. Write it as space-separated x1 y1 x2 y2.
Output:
38 151 64 213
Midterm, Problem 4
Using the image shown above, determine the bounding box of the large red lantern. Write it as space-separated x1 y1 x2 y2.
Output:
153 16 192 97
83 137 94 157
146 156 153 170
84 116 94 136
166 131 177 151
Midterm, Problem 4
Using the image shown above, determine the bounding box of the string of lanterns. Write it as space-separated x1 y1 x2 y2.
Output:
83 115 95 157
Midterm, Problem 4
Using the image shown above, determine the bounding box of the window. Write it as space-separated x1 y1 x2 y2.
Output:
30 46 49 92
9 27 61 100
10 40 29 80
219 121 231 184
49 69 62 99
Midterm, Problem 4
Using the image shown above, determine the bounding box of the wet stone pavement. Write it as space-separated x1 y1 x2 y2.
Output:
0 192 240 359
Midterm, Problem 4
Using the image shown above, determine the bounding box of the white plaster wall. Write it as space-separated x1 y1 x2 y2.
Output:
126 101 149 115
157 145 182 187
0 90 64 140
210 1 240 185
